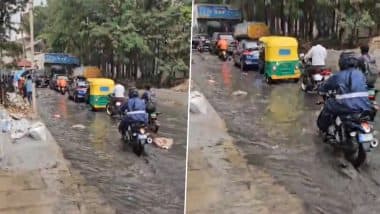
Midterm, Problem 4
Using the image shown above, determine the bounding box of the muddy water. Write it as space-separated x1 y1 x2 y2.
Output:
36 89 187 214
192 53 380 213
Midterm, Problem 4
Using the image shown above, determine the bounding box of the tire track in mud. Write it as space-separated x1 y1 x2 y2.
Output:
36 89 186 214
192 53 380 214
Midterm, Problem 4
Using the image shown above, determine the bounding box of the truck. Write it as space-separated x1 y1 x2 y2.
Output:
234 22 270 40
72 66 102 78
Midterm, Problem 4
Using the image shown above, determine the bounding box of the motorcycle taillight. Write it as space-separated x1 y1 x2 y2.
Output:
321 69 332 76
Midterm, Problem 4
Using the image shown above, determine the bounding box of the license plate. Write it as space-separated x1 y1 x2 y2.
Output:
359 133 374 142
369 90 375 96
115 102 121 106
138 134 147 140
151 113 156 118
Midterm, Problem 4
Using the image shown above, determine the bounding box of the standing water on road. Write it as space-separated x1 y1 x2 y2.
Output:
37 89 187 213
191 52 380 213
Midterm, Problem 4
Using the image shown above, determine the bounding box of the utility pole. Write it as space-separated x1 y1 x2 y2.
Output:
29 0 37 117
29 0 34 66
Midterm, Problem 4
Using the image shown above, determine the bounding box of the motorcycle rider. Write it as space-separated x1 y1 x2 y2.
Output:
317 52 373 141
142 84 157 115
111 80 126 104
217 38 228 57
304 42 327 78
118 89 148 136
359 44 372 63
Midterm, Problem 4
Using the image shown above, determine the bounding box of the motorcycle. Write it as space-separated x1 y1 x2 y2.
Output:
219 50 228 61
317 92 378 168
300 54 332 92
58 86 66 95
106 95 126 117
120 122 153 156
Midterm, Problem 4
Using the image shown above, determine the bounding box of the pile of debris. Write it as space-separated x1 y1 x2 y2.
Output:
0 108 46 141
4 92 32 116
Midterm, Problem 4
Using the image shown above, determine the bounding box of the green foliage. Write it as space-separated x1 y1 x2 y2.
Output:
29 0 191 85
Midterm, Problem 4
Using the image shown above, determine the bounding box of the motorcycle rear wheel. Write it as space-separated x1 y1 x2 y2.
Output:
105 104 113 116
345 141 367 168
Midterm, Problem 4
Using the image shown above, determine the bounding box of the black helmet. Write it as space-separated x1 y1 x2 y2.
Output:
360 44 369 54
339 52 360 70
129 88 139 98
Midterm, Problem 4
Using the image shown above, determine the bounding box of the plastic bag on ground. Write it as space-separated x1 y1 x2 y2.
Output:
28 122 47 141
153 137 174 149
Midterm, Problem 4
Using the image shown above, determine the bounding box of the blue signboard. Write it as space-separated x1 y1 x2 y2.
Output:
197 5 241 20
44 53 80 65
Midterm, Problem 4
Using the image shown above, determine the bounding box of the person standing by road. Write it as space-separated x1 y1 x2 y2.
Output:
25 76 33 105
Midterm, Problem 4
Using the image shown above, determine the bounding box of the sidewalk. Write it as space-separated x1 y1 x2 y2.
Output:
0 107 114 213
186 91 305 214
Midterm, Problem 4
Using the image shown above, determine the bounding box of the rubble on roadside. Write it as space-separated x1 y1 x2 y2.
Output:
0 106 47 141
4 92 32 116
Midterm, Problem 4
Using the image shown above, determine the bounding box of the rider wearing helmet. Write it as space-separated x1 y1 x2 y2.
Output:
119 88 148 135
317 52 372 139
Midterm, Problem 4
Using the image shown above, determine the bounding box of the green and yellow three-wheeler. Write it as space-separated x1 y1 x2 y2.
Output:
85 78 115 110
259 36 301 84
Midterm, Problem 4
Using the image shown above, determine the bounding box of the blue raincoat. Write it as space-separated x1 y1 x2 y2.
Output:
120 97 148 125
319 67 372 114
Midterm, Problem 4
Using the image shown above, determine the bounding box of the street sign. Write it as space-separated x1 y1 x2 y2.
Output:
196 5 241 20
44 53 80 65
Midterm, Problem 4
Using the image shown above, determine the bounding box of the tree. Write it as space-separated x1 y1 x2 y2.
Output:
31 0 191 86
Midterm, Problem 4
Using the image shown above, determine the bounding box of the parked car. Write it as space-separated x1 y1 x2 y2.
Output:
68 76 88 102
49 74 59 90
210 32 236 54
192 34 210 51
34 72 49 88
233 40 263 71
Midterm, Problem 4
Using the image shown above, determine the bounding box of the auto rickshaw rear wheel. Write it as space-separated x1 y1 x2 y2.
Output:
265 75 273 84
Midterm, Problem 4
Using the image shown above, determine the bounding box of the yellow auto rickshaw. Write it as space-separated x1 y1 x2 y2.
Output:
259 36 301 84
86 78 115 110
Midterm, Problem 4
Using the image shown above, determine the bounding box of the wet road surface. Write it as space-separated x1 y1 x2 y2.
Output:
36 89 187 214
191 52 380 214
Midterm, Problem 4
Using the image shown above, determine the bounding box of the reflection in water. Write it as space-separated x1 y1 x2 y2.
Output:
57 95 68 119
221 62 232 90
88 113 109 151
263 85 303 136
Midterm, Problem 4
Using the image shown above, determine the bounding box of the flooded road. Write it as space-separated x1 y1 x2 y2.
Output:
191 52 380 214
36 88 187 214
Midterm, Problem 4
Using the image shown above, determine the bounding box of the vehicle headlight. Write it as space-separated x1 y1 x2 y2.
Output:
272 66 277 71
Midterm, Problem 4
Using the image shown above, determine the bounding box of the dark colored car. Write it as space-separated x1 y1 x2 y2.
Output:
210 32 236 54
49 74 59 90
233 40 263 71
67 76 88 102
34 72 49 88
192 34 211 51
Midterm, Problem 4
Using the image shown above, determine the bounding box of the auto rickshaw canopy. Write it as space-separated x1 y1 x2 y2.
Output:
259 36 299 62
87 78 115 96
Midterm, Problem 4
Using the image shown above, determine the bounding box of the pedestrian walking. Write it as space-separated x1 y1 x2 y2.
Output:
25 76 33 105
